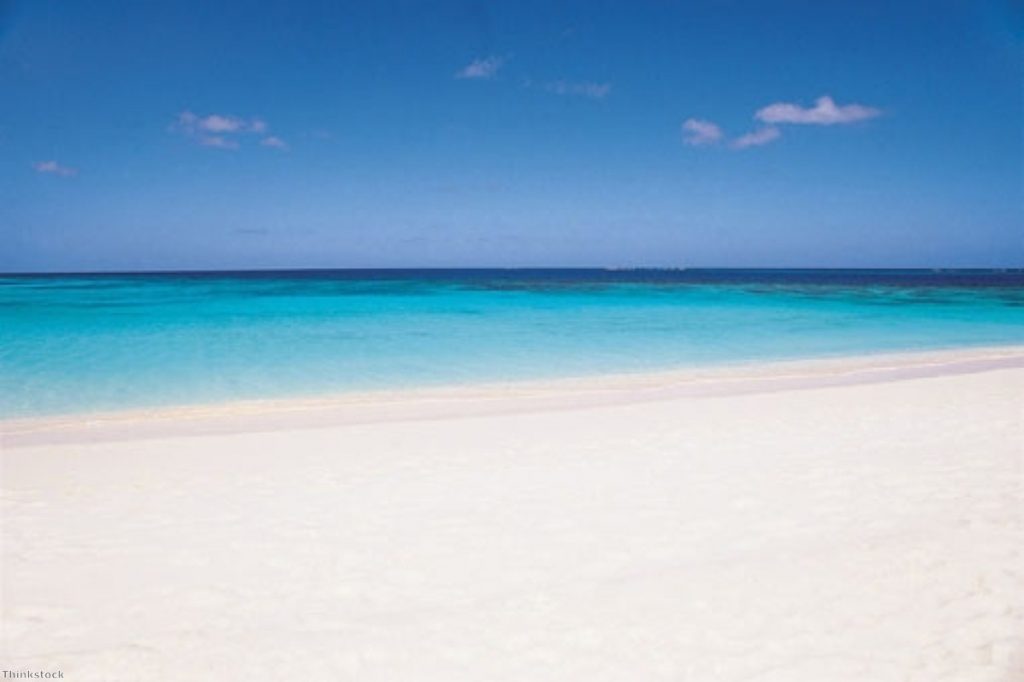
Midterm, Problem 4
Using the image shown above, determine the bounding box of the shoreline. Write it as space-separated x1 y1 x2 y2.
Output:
4 344 1023 447
3 343 1021 679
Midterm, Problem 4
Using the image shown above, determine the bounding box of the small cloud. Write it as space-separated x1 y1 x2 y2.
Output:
545 80 612 99
260 136 288 150
32 160 77 177
171 110 275 149
456 56 504 80
756 95 880 125
682 118 723 146
731 126 781 149
198 114 245 133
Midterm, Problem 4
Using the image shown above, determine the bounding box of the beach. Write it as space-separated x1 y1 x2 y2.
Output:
2 346 1022 681
4 0 1021 677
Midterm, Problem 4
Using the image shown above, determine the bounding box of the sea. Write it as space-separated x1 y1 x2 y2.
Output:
1 269 1022 418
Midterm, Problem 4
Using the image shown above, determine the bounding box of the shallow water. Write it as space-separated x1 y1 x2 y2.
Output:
2 269 1022 417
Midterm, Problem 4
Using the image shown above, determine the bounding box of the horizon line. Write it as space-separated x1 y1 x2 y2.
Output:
3 266 1023 277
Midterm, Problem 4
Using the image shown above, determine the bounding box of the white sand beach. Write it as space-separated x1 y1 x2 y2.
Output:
2 347 1022 681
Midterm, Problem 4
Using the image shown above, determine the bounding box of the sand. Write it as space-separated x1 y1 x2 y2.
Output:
2 347 1022 681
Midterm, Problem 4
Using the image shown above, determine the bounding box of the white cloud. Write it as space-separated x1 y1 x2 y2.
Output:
172 110 276 149
731 126 781 149
260 136 288 150
756 95 880 125
682 118 723 146
684 95 880 152
545 80 612 99
198 114 245 133
32 160 77 176
456 56 504 80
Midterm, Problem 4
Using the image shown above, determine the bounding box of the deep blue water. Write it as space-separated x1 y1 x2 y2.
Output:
1 269 1022 417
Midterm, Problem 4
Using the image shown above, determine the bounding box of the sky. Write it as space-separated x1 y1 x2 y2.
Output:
0 0 1021 272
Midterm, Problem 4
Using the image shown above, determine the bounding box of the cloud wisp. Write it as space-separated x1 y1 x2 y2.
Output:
731 126 781 149
545 80 612 99
32 160 77 177
683 118 780 150
756 95 880 125
198 135 239 150
682 119 724 146
455 56 504 80
172 111 285 150
260 136 288 150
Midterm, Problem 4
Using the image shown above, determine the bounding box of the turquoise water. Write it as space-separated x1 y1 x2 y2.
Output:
1 269 1022 418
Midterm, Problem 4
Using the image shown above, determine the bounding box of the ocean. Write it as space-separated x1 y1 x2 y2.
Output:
1 269 1022 417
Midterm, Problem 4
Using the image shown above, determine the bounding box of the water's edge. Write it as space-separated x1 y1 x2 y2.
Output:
3 269 1022 418
5 344 1022 448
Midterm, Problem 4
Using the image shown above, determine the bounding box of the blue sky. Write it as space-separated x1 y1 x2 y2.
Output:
1 0 1021 271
